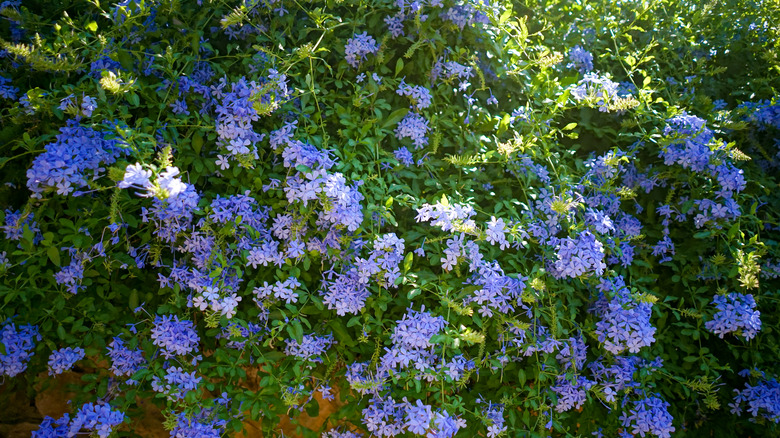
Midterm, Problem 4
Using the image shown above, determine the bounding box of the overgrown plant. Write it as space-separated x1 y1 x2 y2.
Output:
0 0 779 437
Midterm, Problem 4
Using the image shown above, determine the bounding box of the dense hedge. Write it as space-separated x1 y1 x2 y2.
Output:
1 0 779 437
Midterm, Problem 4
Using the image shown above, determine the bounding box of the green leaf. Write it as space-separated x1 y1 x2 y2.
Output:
499 8 512 24
192 132 203 155
129 289 139 310
306 398 320 417
86 21 98 32
47 246 61 267
126 92 140 107
381 108 409 130
394 58 404 77
404 251 413 273
562 122 577 131
329 320 356 347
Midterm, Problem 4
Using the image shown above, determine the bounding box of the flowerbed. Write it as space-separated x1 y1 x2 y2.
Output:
0 0 779 437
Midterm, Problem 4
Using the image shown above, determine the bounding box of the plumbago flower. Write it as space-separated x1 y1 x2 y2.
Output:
415 199 477 233
284 333 334 363
118 163 201 243
551 374 594 412
704 292 761 340
345 32 379 68
151 366 202 401
34 403 126 438
379 306 446 374
320 233 404 315
1 320 40 378
27 120 127 197
730 369 780 423
549 230 607 279
395 112 431 149
620 394 676 438
592 276 656 354
106 337 145 379
570 72 638 113
4 0 780 437
170 411 227 438
47 346 85 375
150 315 200 359
567 45 593 73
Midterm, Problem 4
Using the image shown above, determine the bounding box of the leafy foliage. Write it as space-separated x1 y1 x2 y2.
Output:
1 0 779 436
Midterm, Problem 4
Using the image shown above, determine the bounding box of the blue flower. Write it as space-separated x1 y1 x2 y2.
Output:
705 293 761 340
619 395 675 438
47 346 85 376
150 315 200 359
567 45 594 73
0 319 40 378
345 32 379 68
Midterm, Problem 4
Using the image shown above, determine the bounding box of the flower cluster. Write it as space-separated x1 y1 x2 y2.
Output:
380 306 446 373
150 315 200 359
170 411 227 438
54 250 88 294
567 45 593 73
368 233 406 288
282 169 365 233
662 113 746 200
593 276 656 354
0 320 40 378
284 333 334 363
464 259 527 317
35 403 126 438
253 277 301 305
395 113 430 149
394 147 414 166
119 164 190 200
549 231 606 279
346 361 387 395
323 428 363 438
322 265 372 315
191 286 243 319
704 292 761 340
59 94 98 117
27 120 126 197
362 395 406 437
571 73 636 113
556 336 588 371
106 337 145 379
140 174 200 243
151 366 202 401
212 74 290 162
416 200 477 233
480 401 507 438
439 3 488 29
619 395 676 438
485 216 510 249
320 236 401 315
47 346 85 376
397 80 433 110
2 209 39 241
730 371 780 423
345 32 380 68
551 375 593 412
0 74 19 99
